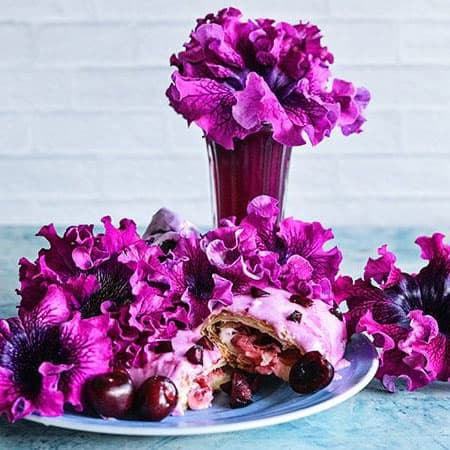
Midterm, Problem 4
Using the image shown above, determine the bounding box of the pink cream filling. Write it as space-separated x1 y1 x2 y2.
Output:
228 325 300 379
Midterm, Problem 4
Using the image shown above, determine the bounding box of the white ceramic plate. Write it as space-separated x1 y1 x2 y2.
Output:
26 334 378 436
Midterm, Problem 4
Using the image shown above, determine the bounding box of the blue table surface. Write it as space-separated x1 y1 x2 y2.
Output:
0 225 449 450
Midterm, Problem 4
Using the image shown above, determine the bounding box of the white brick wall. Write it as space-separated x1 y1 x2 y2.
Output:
0 0 449 228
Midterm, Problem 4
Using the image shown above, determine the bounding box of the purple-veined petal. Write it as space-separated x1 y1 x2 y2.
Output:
167 72 253 149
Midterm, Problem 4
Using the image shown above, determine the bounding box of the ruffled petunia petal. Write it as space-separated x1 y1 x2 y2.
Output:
59 313 112 410
402 310 450 382
364 244 403 288
19 284 71 327
357 311 432 392
415 233 450 262
277 218 342 282
168 72 253 149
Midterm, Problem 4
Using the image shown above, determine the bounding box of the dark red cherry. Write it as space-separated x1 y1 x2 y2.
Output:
289 351 334 394
329 305 344 321
230 372 253 408
196 336 214 351
287 310 303 323
250 286 270 298
289 294 313 307
185 344 203 365
135 376 178 421
153 341 173 354
84 370 134 418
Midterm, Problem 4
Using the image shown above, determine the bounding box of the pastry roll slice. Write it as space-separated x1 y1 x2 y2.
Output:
201 287 347 382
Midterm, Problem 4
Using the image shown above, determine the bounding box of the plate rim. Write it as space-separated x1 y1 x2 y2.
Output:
25 334 378 436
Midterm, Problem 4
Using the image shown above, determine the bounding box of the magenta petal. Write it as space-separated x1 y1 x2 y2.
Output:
240 195 280 249
127 293 172 333
204 228 261 283
357 311 432 391
181 289 211 328
310 278 334 304
19 284 71 326
39 361 74 376
59 314 112 410
194 23 244 68
37 223 79 277
0 367 23 422
364 244 403 288
332 79 359 125
232 72 273 130
277 218 342 282
101 216 140 255
233 72 298 145
0 356 65 422
341 279 405 337
246 195 280 221
168 72 251 149
333 81 370 136
33 367 65 418
283 92 334 146
401 310 450 382
72 247 93 271
279 255 313 292
415 233 450 262
209 274 233 310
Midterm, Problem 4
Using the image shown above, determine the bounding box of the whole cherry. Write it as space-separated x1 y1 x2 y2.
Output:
84 370 134 419
289 351 334 394
135 376 178 421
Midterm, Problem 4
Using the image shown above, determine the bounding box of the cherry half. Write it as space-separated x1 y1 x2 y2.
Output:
289 351 334 394
84 370 134 419
230 372 253 408
135 376 178 421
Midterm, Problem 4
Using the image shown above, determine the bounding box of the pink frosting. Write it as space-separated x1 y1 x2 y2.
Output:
217 287 348 370
128 328 223 415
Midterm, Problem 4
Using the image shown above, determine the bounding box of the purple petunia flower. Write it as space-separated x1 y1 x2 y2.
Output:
0 286 111 422
167 7 370 149
164 235 235 328
19 217 141 319
239 195 342 297
337 233 450 391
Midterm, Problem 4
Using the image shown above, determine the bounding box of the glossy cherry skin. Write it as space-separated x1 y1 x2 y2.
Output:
289 351 334 394
84 370 134 418
135 376 178 421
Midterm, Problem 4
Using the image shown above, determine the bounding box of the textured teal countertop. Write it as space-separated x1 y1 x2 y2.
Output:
0 226 449 450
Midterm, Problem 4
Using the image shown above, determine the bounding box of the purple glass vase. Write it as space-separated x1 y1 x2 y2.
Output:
207 126 292 226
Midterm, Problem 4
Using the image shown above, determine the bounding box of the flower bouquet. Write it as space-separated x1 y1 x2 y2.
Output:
167 7 370 224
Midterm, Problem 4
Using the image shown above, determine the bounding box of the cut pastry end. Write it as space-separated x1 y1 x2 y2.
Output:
203 315 302 382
